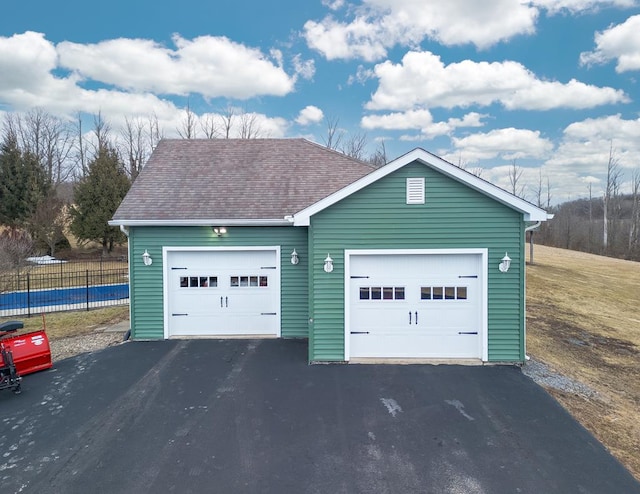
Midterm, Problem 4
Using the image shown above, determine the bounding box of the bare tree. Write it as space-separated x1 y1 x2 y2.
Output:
508 159 525 197
238 111 265 139
532 169 544 208
0 227 34 278
341 132 368 160
587 182 594 251
367 139 387 167
119 117 147 181
3 109 74 185
603 143 622 252
322 115 344 151
75 113 88 177
629 168 640 254
28 193 66 256
200 114 221 139
147 112 164 151
177 102 198 139
92 112 112 155
219 105 236 139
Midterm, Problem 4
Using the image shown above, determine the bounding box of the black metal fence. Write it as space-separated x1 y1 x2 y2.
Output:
0 259 129 317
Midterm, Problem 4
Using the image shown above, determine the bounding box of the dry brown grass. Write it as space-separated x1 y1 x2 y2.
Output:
526 244 640 480
1 306 129 340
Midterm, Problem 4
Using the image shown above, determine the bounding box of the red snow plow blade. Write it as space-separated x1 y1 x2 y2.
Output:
0 321 52 376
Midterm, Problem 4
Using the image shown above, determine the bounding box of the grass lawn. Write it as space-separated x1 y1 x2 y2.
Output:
1 306 129 340
526 244 640 481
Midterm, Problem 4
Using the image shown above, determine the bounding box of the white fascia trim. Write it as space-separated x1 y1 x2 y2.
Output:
109 218 291 227
292 148 549 225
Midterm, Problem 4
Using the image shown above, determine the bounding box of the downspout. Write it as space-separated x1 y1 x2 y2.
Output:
119 225 132 341
525 221 541 233
523 221 541 362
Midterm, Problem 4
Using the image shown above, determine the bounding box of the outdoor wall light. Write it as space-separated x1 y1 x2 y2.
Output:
213 227 227 237
142 250 153 266
324 254 334 273
291 249 299 265
499 252 511 273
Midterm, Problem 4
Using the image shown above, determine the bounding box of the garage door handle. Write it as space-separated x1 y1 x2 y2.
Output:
225 296 228 307
409 311 412 324
415 311 418 324
458 332 478 335
220 297 223 308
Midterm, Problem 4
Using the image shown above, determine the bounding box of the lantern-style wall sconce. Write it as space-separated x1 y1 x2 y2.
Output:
291 249 299 265
323 254 334 273
142 250 153 266
498 252 511 273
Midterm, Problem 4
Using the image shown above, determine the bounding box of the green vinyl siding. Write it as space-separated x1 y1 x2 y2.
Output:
309 161 525 362
128 226 308 340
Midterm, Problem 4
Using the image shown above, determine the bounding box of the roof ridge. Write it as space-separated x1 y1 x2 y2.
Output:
299 138 378 170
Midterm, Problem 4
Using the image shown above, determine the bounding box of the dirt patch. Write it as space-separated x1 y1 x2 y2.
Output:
526 245 640 480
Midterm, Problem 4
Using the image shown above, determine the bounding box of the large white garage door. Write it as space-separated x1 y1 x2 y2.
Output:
165 249 279 337
348 252 484 360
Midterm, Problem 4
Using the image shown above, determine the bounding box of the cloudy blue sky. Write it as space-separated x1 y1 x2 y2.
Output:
1 0 639 204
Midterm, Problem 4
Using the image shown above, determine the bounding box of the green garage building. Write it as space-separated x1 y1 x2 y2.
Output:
110 139 550 364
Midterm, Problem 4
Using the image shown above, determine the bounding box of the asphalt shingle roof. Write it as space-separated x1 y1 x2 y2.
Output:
112 139 377 223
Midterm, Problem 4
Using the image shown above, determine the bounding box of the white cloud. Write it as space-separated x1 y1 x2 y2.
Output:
304 0 538 61
532 0 636 14
57 34 295 99
0 32 292 142
322 0 346 10
362 110 485 138
0 32 181 119
292 54 316 80
580 14 640 72
448 128 554 162
366 51 628 111
296 105 324 125
547 114 640 171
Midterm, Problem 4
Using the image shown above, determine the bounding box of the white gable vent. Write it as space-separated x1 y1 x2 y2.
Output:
406 177 425 204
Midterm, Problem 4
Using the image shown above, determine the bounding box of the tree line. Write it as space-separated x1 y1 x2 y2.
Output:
0 108 387 271
2 107 638 272
0 110 135 268
507 148 640 262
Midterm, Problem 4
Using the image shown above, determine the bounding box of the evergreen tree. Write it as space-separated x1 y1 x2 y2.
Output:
0 132 50 226
70 146 130 255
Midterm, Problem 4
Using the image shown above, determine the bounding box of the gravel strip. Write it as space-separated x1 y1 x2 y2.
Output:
49 332 127 362
522 357 600 399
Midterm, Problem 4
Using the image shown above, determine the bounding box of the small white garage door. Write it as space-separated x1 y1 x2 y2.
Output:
348 252 484 360
165 249 279 337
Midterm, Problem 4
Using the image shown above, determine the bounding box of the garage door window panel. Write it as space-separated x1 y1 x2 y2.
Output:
359 286 405 301
231 275 268 288
421 285 469 301
179 276 218 288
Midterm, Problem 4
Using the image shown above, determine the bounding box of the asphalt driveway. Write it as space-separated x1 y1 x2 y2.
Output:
2 339 639 494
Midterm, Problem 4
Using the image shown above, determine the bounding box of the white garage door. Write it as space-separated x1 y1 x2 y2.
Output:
165 249 279 337
348 252 484 360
